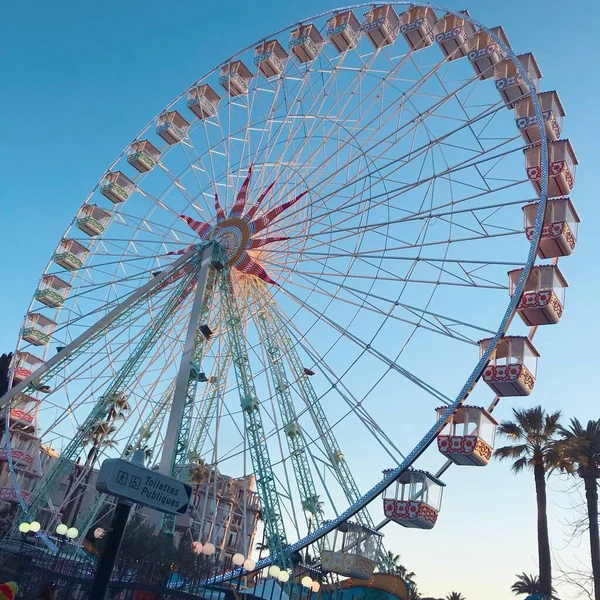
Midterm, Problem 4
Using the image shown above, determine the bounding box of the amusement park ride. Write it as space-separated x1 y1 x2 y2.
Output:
0 0 580 586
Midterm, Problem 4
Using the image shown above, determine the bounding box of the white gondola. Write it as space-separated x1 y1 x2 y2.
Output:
480 336 539 397
220 61 253 97
524 139 578 198
523 198 580 259
434 11 475 59
437 405 497 466
254 40 288 78
514 91 565 144
289 24 324 63
12 352 44 386
494 53 542 108
399 6 437 51
360 5 399 49
127 140 161 173
100 171 135 203
76 204 111 237
326 11 361 53
7 394 39 428
20 313 57 347
54 239 89 271
156 111 190 145
321 521 382 580
509 265 568 326
0 432 36 468
467 26 510 80
188 85 221 119
383 469 444 530
35 275 71 308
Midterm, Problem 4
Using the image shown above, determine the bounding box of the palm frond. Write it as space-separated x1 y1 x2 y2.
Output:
494 444 529 460
511 456 529 474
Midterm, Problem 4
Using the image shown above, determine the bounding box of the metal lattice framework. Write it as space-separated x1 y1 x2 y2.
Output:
1 1 580 586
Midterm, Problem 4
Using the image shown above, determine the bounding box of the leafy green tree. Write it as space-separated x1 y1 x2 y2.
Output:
558 418 600 600
495 406 567 597
445 593 466 600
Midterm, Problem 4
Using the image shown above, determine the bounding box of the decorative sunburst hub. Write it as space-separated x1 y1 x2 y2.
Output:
211 218 251 265
177 165 308 285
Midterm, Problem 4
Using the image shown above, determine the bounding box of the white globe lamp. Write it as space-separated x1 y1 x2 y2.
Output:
29 521 41 533
56 523 68 536
311 582 321 593
301 576 313 588
202 542 216 555
278 571 290 583
94 527 106 539
243 558 256 571
268 565 281 578
232 553 245 566
18 523 30 534
66 527 78 539
192 541 203 554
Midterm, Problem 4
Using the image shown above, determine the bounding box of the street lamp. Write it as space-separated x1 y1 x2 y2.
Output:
29 521 41 533
94 528 106 540
278 571 290 583
18 523 30 534
54 523 77 568
233 553 245 567
202 542 216 556
269 565 281 578
301 576 313 588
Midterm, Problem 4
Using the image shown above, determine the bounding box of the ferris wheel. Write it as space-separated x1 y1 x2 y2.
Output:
1 1 580 582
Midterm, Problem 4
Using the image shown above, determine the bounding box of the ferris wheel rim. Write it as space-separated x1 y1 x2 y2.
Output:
4 1 552 573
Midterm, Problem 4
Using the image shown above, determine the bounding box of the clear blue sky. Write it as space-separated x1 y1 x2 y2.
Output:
1 1 599 598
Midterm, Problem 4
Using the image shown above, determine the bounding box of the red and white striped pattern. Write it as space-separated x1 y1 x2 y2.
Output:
229 166 253 218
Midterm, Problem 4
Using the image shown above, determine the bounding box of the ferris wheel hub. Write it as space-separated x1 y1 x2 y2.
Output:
210 218 251 265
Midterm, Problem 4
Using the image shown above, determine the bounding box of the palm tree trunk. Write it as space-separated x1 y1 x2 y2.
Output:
583 475 600 600
70 445 98 527
534 462 553 595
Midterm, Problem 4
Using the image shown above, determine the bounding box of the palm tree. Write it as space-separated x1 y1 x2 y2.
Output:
304 494 325 533
65 421 119 525
511 573 542 596
494 406 566 597
64 393 129 526
446 593 466 600
558 418 600 600
384 551 417 588
189 459 211 504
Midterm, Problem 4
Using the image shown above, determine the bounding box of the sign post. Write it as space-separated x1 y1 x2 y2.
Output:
89 452 192 600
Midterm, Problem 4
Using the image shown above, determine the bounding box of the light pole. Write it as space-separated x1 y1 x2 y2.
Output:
16 521 39 574
54 523 78 570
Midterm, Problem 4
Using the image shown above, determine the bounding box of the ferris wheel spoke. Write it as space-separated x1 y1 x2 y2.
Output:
279 285 453 406
263 298 376 529
278 272 485 345
272 71 501 233
281 133 524 245
279 314 407 465
6 261 202 537
5 252 200 414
